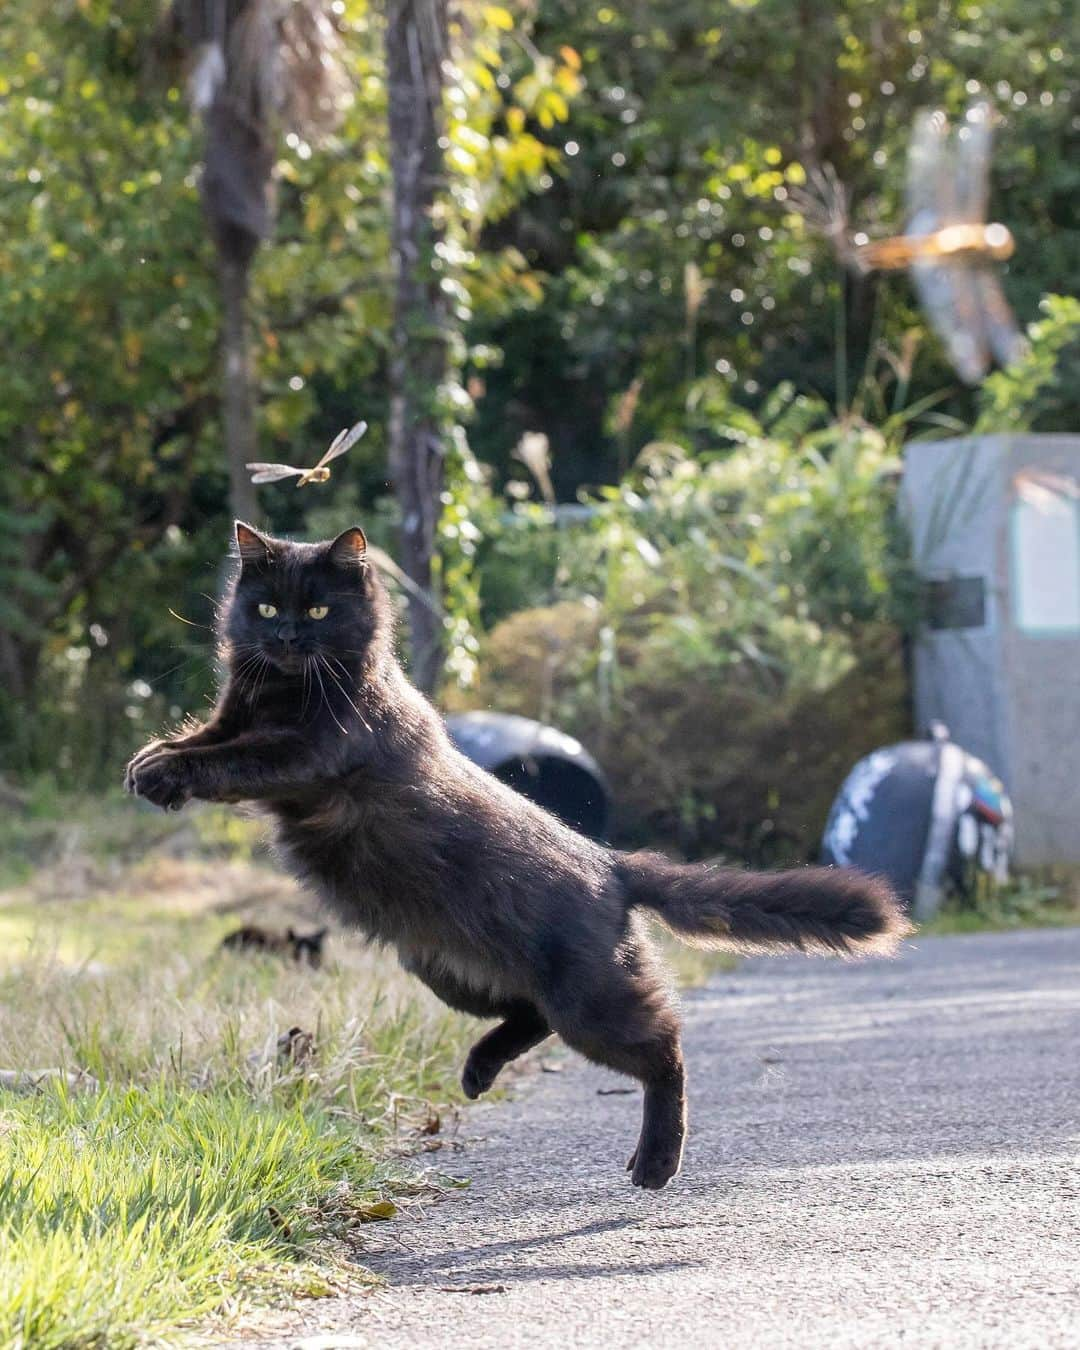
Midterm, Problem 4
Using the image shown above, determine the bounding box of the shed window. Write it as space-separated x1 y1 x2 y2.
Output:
1012 473 1080 636
924 576 987 630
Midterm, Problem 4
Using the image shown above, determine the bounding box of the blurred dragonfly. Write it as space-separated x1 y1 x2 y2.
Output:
246 420 367 487
856 103 1024 384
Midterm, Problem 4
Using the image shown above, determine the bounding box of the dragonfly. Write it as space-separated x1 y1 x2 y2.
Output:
246 420 368 487
856 103 1024 384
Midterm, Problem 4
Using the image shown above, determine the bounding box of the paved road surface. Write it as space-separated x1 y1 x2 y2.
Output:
243 928 1080 1350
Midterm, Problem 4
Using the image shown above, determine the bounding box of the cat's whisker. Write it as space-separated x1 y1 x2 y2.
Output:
324 652 359 686
232 651 265 686
315 658 359 734
167 607 214 631
253 655 273 705
312 657 349 736
319 654 371 733
146 655 205 687
300 656 314 720
199 591 229 617
240 653 271 705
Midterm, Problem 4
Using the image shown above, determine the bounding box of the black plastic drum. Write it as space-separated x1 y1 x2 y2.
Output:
446 711 612 840
820 723 1012 920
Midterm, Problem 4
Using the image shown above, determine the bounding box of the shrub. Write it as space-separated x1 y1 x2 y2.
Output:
462 389 915 861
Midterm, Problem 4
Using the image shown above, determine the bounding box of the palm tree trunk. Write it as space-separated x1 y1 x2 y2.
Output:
218 251 260 524
385 0 449 693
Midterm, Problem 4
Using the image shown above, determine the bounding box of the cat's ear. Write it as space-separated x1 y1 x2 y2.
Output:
234 521 274 569
328 526 368 569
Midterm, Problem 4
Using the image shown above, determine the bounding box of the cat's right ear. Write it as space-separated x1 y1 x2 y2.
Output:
234 522 274 570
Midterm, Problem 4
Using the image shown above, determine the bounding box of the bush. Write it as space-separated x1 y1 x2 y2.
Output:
460 389 915 861
975 294 1080 435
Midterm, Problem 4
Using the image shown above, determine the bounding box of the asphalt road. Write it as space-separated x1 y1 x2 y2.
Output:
243 928 1080 1350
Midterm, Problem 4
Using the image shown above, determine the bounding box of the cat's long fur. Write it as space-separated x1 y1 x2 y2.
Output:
126 523 908 1189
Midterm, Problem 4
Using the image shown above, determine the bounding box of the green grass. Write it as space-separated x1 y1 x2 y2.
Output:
923 873 1080 936
0 791 738 1346
0 799 477 1347
0 1085 384 1349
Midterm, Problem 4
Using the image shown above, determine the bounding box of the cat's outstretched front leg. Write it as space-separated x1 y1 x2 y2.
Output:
124 682 252 794
126 731 329 809
124 722 231 796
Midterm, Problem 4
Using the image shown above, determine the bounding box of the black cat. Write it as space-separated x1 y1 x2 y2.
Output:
220 923 328 967
126 523 907 1190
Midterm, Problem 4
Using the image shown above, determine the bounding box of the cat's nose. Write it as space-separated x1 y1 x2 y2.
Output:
276 619 298 646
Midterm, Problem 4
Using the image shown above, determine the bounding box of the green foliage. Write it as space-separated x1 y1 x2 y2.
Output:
461 390 915 858
471 0 1079 487
0 0 578 779
975 294 1080 434
927 873 1079 934
1 0 1077 787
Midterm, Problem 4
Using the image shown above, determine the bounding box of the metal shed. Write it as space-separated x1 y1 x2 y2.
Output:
901 434 1080 864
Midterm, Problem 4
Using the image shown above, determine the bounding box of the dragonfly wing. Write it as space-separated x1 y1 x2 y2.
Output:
246 463 303 483
973 268 1026 369
317 420 368 469
912 257 990 384
955 102 993 226
907 108 954 234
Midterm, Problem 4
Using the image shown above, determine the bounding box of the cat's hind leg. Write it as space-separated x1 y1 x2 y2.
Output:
542 938 686 1191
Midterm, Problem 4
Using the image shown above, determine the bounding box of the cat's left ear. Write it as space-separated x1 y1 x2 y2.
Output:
328 526 368 569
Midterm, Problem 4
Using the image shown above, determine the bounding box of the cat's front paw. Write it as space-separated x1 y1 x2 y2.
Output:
124 739 174 793
127 750 192 811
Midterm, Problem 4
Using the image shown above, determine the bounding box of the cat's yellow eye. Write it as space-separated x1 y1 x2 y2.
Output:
308 605 329 620
258 603 277 619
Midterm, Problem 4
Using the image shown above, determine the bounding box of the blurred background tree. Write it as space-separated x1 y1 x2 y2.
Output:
1 0 1077 859
385 0 450 690
157 0 350 522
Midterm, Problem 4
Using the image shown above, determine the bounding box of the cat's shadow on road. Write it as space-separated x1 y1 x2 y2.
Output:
364 1214 703 1288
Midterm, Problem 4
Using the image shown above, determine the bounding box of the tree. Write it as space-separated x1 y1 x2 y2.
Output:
385 0 451 691
470 0 1079 489
0 0 571 775
160 0 347 521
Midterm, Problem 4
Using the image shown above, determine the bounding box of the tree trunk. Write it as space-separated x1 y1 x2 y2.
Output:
0 625 42 772
385 0 450 693
218 251 260 524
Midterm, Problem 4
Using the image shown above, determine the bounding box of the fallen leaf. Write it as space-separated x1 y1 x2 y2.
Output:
357 1200 397 1222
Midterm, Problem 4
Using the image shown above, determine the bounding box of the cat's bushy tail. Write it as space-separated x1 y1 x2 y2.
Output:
615 852 910 956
